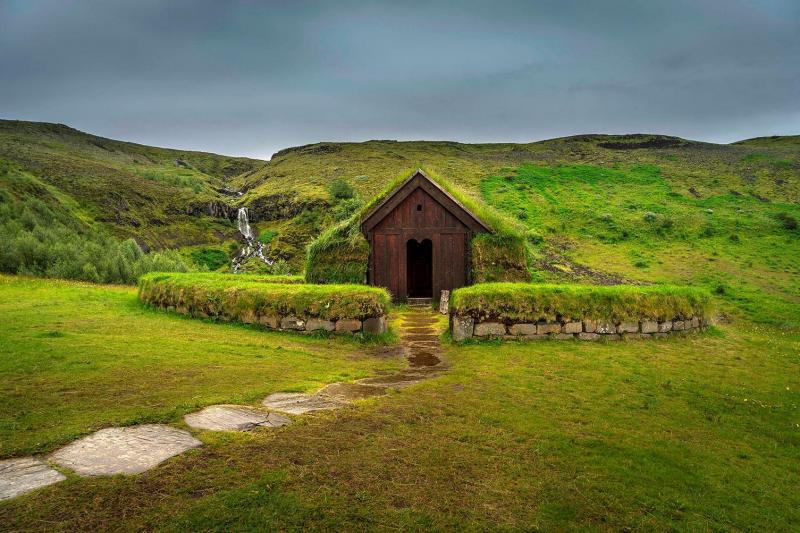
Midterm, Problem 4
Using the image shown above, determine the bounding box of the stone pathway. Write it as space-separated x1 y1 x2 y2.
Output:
0 309 444 501
50 425 202 477
0 458 65 501
184 405 291 432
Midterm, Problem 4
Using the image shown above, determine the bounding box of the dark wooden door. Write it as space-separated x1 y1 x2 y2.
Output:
406 239 432 297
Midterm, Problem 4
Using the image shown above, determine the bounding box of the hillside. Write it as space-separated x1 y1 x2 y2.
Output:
0 120 264 249
1 120 798 325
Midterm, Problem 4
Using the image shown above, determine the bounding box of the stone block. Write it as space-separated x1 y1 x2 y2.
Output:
280 316 305 330
335 319 361 333
259 315 278 329
583 320 599 332
306 318 335 332
362 316 387 334
653 332 668 339
657 321 673 332
451 316 474 341
640 321 659 334
537 322 561 335
508 323 538 336
563 321 583 334
596 322 616 334
577 332 601 341
672 320 685 331
474 322 506 337
691 317 700 329
553 333 575 340
617 321 639 333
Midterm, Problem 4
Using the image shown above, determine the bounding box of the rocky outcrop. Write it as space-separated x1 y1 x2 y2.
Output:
185 199 237 220
245 192 327 222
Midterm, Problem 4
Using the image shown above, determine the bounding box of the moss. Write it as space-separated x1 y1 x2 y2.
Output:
138 272 389 321
305 168 531 284
451 283 712 322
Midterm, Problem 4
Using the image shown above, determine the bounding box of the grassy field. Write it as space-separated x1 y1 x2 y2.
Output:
0 275 403 458
0 275 798 530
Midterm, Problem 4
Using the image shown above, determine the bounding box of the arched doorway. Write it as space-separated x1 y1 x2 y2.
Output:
406 238 432 298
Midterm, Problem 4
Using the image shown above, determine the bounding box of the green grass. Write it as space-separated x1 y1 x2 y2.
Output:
139 272 390 321
0 278 797 530
0 275 403 457
452 283 711 322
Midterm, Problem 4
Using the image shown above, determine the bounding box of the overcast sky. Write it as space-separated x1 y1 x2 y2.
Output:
1 0 798 159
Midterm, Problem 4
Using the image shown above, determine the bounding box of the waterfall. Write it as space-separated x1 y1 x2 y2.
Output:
237 207 254 240
231 207 274 273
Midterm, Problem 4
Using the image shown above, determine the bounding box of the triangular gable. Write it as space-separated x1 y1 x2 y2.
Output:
360 170 491 233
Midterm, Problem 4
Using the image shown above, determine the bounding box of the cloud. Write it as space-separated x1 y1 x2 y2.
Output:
1 0 797 158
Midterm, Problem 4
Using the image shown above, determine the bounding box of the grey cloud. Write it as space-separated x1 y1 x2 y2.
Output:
0 0 797 158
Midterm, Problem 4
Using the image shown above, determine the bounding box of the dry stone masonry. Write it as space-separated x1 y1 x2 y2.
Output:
451 315 708 341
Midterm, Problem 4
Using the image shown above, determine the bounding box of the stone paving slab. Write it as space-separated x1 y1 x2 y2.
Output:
262 392 347 415
50 424 202 476
318 382 387 401
0 457 66 501
184 405 291 431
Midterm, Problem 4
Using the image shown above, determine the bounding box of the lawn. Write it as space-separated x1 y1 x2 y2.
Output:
0 275 403 458
1 275 798 530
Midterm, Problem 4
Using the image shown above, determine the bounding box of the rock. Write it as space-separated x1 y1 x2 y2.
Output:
439 290 450 315
583 320 599 332
451 316 475 341
508 323 537 336
640 321 659 334
537 322 561 335
553 333 575 340
0 457 65 501
50 425 201 476
239 309 257 324
474 322 506 337
335 319 361 333
617 322 639 333
658 321 673 332
184 405 291 432
259 315 279 329
280 316 305 330
563 321 582 334
673 320 686 331
691 317 700 328
577 332 601 341
306 318 335 332
262 392 345 415
596 322 616 334
362 316 387 334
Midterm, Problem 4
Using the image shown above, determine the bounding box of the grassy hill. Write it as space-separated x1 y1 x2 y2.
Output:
1 120 798 325
0 120 264 249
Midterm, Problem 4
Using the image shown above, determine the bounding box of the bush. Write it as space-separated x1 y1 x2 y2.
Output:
0 176 189 284
777 212 797 230
190 248 229 271
328 179 356 200
138 272 389 321
451 283 711 322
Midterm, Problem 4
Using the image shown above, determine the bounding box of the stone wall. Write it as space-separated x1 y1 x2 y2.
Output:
451 315 707 341
162 304 388 335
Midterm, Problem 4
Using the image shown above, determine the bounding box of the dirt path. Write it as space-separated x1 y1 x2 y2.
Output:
0 308 447 500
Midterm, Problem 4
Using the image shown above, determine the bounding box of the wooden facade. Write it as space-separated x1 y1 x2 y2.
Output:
361 170 490 302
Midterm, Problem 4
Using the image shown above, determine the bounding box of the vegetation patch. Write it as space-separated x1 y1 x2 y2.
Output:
451 283 711 322
139 272 389 321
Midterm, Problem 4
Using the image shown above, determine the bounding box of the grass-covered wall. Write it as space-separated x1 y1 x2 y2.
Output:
305 168 532 284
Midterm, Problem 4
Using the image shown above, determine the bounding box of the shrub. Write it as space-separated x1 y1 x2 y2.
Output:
451 283 711 322
138 272 389 321
190 248 229 271
328 179 356 200
777 212 797 230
